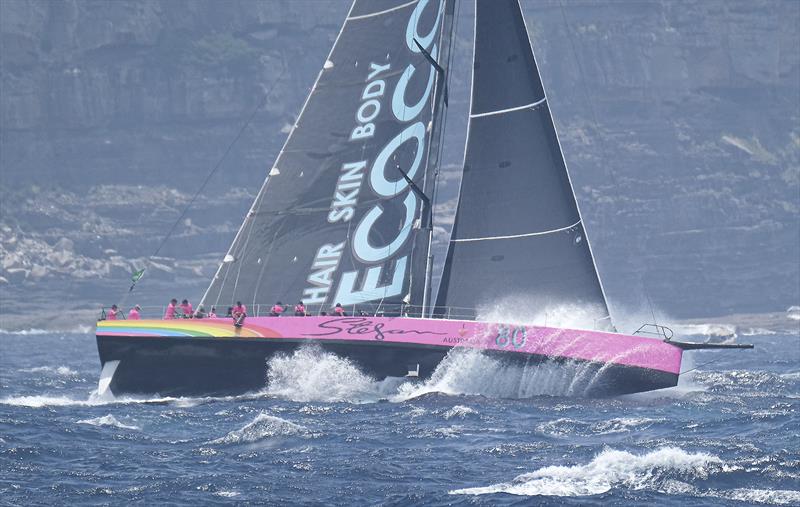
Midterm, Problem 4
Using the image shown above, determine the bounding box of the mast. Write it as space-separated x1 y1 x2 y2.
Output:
435 0 613 329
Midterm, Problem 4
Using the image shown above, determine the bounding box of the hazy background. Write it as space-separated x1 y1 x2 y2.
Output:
1 0 798 330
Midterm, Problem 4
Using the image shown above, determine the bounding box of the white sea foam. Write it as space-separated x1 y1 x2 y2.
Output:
717 488 800 505
210 412 308 444
19 366 78 376
450 446 723 497
741 327 778 336
0 325 92 335
77 414 140 431
214 491 240 498
672 323 738 339
0 328 51 335
262 344 608 403
441 405 478 420
476 296 608 331
1 395 93 408
393 347 612 401
537 417 659 437
265 346 390 403
0 390 201 408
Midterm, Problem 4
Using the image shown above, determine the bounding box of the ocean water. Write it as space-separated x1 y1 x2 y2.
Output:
1 330 799 505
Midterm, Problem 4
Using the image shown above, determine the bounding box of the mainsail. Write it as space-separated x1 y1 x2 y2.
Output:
435 0 612 327
203 0 454 313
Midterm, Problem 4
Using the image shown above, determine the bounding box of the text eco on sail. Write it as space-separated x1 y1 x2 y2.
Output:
302 0 443 307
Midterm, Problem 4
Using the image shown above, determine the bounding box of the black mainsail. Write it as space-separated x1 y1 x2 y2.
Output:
202 0 454 313
435 0 612 327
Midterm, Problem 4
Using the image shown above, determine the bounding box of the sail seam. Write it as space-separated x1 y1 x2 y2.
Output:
450 220 581 243
470 97 546 118
347 0 419 20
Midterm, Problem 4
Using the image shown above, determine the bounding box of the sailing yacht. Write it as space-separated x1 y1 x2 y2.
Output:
96 0 750 397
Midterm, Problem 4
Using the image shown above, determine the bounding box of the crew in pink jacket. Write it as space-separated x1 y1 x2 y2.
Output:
270 302 285 316
180 299 193 318
164 299 178 319
128 305 141 320
232 301 247 327
107 305 119 320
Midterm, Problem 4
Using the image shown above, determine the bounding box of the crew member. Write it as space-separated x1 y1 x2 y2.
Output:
209 306 218 318
270 301 285 317
164 299 178 319
232 301 247 327
180 299 193 318
333 303 345 317
107 304 119 320
294 301 306 316
128 305 141 320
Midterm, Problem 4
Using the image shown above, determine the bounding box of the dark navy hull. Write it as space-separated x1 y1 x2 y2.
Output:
96 335 678 397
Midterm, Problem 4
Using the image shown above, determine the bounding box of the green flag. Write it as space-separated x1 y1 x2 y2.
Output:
130 268 146 291
131 268 145 283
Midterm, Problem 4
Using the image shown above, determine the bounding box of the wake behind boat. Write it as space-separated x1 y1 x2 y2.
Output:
95 0 751 397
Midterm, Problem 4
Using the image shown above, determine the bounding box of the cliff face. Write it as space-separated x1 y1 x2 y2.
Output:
0 0 798 325
525 0 800 318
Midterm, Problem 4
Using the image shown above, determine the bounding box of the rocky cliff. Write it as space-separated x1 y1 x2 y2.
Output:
1 0 798 328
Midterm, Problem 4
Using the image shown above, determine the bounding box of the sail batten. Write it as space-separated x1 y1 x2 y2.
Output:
451 220 582 243
435 0 612 328
470 97 547 118
348 0 421 20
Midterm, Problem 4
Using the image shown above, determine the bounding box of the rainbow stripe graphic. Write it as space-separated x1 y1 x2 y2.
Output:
96 319 280 339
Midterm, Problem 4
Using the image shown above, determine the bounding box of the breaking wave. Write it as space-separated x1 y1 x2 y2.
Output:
441 405 478 420
265 346 396 403
0 390 206 408
77 414 140 431
537 417 660 437
263 342 647 403
393 348 619 401
0 325 92 335
19 365 79 376
450 446 723 497
210 412 309 444
717 488 800 505
672 323 738 339
476 297 608 331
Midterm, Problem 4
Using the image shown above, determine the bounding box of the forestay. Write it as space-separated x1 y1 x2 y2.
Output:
203 0 453 313
436 0 612 328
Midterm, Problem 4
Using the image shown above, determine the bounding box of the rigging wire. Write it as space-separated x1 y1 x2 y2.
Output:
122 67 286 303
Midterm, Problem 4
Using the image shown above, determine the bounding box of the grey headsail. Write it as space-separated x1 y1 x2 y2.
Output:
435 0 612 328
203 0 454 314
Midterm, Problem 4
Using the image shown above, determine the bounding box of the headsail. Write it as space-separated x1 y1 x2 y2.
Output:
202 0 453 314
435 0 612 328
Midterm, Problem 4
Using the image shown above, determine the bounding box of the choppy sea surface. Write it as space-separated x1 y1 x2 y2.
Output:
1 329 799 505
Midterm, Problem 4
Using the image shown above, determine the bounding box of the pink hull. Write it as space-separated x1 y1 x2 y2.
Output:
97 316 683 375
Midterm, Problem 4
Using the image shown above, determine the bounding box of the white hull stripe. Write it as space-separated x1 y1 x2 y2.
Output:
470 97 546 118
451 220 581 243
348 0 419 20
